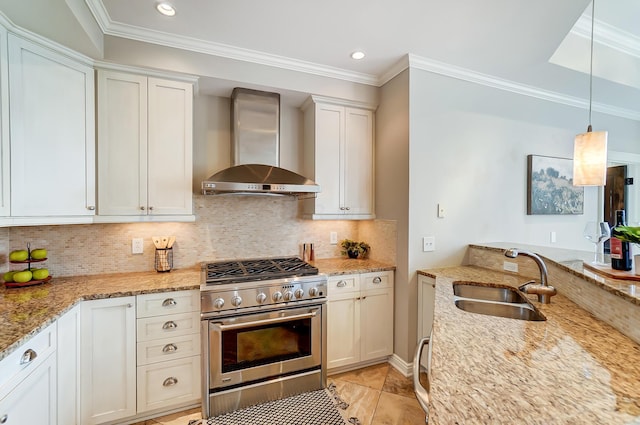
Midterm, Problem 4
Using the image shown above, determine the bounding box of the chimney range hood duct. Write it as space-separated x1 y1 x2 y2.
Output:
202 88 320 196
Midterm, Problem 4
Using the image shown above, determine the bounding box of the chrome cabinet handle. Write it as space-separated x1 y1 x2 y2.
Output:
345 206 350 210
0 414 7 424
372 276 382 284
162 321 177 329
162 343 178 353
87 205 95 211
163 377 178 387
162 298 177 307
127 303 133 308
336 280 347 288
20 348 37 365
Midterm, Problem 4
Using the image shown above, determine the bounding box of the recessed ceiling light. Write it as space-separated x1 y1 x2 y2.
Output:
156 2 176 16
351 51 365 60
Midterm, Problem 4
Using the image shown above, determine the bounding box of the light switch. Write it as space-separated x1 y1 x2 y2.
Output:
330 232 338 245
437 204 445 218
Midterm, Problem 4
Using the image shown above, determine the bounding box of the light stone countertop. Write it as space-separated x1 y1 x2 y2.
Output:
0 257 394 362
418 265 640 424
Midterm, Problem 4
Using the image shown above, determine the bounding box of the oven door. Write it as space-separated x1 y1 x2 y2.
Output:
208 304 323 390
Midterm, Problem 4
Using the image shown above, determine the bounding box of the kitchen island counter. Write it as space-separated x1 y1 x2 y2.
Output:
0 267 200 361
418 265 640 424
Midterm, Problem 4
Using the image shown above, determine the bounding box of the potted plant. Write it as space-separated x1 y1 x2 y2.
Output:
340 239 370 259
612 226 640 275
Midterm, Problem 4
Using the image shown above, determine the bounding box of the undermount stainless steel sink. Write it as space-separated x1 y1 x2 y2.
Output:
453 283 529 303
452 282 546 321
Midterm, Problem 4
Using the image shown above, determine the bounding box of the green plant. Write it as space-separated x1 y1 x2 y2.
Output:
340 239 370 258
613 226 640 245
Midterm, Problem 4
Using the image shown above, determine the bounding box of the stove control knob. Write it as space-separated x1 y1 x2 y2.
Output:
256 293 267 304
213 298 225 309
272 291 283 302
283 291 294 302
231 295 243 307
308 287 319 297
294 288 305 299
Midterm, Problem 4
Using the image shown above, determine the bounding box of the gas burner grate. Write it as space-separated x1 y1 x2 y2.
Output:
204 256 318 285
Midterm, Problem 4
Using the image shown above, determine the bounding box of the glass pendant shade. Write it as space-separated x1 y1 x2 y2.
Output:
573 129 608 186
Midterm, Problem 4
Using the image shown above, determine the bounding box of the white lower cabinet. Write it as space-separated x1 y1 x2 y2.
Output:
327 271 394 370
136 290 201 414
0 322 57 425
80 297 137 425
57 305 81 425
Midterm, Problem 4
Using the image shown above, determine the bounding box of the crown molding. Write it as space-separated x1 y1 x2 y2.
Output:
406 54 640 121
574 15 640 59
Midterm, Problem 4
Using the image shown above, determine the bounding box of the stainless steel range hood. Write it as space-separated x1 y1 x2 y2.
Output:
202 88 320 196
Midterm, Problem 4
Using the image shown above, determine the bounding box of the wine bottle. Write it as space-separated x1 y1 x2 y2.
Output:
611 210 632 271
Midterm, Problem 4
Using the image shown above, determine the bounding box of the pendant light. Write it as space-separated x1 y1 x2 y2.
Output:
573 0 607 187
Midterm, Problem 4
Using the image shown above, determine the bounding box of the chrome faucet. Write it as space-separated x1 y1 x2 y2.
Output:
504 248 557 304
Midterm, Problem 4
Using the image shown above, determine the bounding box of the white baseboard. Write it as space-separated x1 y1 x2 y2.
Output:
388 353 413 377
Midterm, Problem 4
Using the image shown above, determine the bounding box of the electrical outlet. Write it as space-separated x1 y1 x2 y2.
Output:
132 238 144 254
330 231 338 245
423 236 435 252
503 261 518 273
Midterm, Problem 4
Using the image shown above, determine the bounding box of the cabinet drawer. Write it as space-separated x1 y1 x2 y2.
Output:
137 333 200 366
137 312 199 342
137 356 200 413
362 271 393 291
0 322 56 397
137 290 199 318
327 275 359 296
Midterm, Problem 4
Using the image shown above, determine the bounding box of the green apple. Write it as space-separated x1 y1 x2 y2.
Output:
30 248 47 260
3 271 15 282
9 250 28 262
12 270 32 283
32 268 49 280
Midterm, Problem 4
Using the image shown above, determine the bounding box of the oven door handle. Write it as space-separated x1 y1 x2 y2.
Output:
214 310 318 331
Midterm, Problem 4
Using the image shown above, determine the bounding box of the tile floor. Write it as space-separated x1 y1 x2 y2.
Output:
133 363 426 425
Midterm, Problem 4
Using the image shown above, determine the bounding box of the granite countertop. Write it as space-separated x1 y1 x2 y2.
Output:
470 242 640 305
0 257 394 362
0 267 201 361
418 265 640 424
310 258 395 275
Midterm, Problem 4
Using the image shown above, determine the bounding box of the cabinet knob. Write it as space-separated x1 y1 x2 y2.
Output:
140 206 146 211
345 206 351 211
162 343 178 353
87 205 95 211
0 414 7 424
162 321 178 330
149 206 154 211
162 298 177 307
163 377 178 387
127 303 133 308
372 276 382 284
336 280 347 288
19 348 37 365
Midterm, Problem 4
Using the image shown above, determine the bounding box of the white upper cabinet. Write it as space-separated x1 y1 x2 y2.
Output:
8 34 95 217
0 26 9 217
302 96 375 220
96 69 194 221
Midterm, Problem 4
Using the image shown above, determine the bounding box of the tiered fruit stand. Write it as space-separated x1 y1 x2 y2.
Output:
4 244 52 288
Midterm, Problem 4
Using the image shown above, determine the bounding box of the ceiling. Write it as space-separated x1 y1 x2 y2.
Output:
1 0 639 114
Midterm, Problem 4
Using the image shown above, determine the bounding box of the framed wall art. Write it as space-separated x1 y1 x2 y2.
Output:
527 155 584 215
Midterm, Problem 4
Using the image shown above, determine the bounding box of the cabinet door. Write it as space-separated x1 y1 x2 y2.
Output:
80 297 136 425
418 275 436 340
8 34 95 216
147 78 193 215
0 352 57 425
360 288 393 361
97 70 148 216
344 107 374 216
313 103 343 215
0 26 9 217
327 293 360 369
58 305 80 425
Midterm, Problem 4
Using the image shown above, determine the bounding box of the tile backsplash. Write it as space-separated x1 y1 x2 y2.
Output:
1 195 396 278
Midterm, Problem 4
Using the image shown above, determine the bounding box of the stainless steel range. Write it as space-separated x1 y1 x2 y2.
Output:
200 256 328 418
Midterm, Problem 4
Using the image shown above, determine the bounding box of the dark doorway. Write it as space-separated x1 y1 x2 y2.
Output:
604 165 627 253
